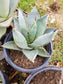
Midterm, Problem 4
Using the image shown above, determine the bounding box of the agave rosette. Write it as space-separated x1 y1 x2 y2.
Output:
3 7 58 62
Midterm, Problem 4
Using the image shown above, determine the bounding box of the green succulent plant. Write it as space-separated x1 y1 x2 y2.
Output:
3 7 58 62
0 0 19 39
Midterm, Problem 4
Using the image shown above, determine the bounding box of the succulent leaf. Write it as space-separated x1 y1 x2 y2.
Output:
14 18 20 32
44 28 58 40
44 28 57 34
0 27 6 39
29 22 37 43
13 29 31 49
22 49 38 62
37 47 50 57
0 17 12 27
3 41 20 50
14 18 29 43
0 17 6 22
26 7 40 25
9 0 19 15
0 0 10 17
29 30 58 48
21 28 30 43
18 9 27 29
36 15 49 38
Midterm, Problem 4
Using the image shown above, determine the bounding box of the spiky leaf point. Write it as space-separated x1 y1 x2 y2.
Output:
26 7 40 25
13 29 31 49
29 30 58 48
37 47 50 57
18 9 27 29
36 15 49 38
22 49 38 62
0 0 10 18
9 0 19 15
44 28 58 40
29 21 37 43
3 41 20 51
0 17 12 27
0 27 6 39
44 28 57 34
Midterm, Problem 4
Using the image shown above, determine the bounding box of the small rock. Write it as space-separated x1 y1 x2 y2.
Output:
50 18 55 23
14 59 18 63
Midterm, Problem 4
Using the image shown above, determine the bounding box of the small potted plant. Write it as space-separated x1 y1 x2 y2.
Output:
3 7 58 73
24 65 62 84
0 0 19 40
0 71 9 84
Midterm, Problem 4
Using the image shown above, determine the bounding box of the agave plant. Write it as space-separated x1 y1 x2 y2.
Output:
3 7 58 62
0 0 19 39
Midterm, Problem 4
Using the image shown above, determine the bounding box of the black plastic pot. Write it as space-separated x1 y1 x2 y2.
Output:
0 34 6 44
3 31 53 73
25 65 62 84
0 25 12 44
0 71 9 84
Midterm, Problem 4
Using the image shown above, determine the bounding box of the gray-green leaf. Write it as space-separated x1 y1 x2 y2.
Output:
37 47 50 57
0 0 10 17
14 18 29 44
14 18 20 32
13 30 31 49
36 15 49 38
9 0 18 15
3 41 20 50
29 30 58 48
44 28 57 34
21 28 29 43
0 27 6 39
26 7 40 25
29 22 37 43
22 49 38 62
0 17 6 22
18 9 27 29
0 17 12 27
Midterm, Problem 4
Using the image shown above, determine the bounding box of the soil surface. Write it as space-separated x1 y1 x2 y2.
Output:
30 70 62 84
10 50 45 69
0 59 28 84
0 59 14 77
50 2 60 12
10 72 28 84
0 47 4 60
